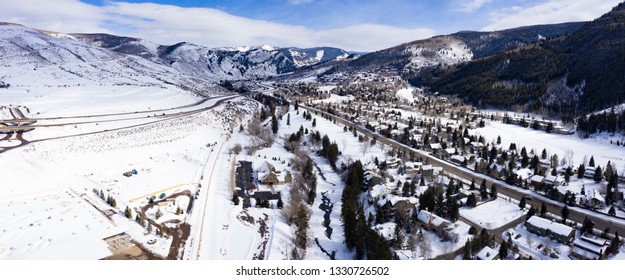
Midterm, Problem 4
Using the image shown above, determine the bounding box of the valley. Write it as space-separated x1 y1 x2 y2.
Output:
2 2 625 262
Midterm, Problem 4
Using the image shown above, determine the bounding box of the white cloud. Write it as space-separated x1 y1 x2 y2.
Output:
483 0 623 31
289 0 314 4
0 0 434 52
456 0 493 13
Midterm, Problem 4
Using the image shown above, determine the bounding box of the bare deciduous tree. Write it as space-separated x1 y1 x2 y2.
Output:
565 150 575 167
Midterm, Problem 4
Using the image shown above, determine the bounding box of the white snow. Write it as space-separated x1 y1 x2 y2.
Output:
472 120 625 173
460 197 526 229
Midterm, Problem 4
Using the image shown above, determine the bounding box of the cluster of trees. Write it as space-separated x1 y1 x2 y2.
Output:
462 228 495 260
577 109 625 137
94 188 117 207
281 129 317 259
320 135 339 170
417 185 460 222
342 161 393 259
0 82 9 89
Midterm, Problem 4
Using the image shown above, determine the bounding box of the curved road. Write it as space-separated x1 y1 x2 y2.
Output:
0 95 239 154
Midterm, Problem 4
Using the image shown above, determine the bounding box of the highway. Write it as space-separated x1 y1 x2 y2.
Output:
301 103 625 235
0 95 239 154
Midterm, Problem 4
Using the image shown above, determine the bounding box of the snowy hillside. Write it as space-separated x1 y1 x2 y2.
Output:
0 23 215 93
71 32 349 81
403 37 473 71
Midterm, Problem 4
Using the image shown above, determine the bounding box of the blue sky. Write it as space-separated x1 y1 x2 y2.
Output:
1 0 622 51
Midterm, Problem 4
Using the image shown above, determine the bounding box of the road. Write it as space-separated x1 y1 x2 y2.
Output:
0 95 238 154
189 139 227 260
301 103 625 235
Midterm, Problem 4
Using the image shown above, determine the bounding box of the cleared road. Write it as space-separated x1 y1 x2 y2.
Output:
302 104 625 235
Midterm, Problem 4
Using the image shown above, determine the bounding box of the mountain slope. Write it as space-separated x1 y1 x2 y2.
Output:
410 2 625 115
71 33 349 80
346 22 582 75
0 23 215 94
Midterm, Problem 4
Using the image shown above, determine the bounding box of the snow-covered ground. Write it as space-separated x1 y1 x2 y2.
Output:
473 120 625 173
0 82 254 259
395 86 417 102
311 94 354 104
460 197 527 230
0 189 118 259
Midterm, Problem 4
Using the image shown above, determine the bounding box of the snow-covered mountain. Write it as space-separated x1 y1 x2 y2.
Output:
0 23 215 94
71 33 350 80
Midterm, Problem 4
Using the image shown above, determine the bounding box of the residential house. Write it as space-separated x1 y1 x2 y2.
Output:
525 216 575 244
476 246 499 260
450 155 466 165
257 160 292 185
442 148 456 158
570 234 609 260
529 175 545 188
416 210 450 232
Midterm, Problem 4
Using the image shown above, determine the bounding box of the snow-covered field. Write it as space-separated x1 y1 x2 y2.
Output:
460 197 526 230
0 189 118 259
473 120 625 172
311 94 354 104
0 82 254 259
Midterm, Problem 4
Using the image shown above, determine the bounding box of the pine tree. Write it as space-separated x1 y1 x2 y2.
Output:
147 223 153 233
462 240 473 260
232 192 240 205
286 113 291 126
540 202 547 217
594 166 603 183
277 196 284 209
124 206 132 219
589 156 595 167
155 208 162 220
519 196 526 210
609 205 616 216
271 114 278 134
581 216 594 234
561 205 569 223
499 242 508 260
312 118 316 127
526 206 536 221
480 179 488 200
577 164 586 179
470 179 476 190
490 184 497 199
467 193 477 208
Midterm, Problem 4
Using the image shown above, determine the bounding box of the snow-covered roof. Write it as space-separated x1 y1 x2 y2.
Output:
530 175 544 183
370 184 393 200
476 246 498 260
526 216 574 237
430 143 442 150
589 189 605 203
450 155 466 162
417 210 449 228
444 148 456 154
580 234 609 247
372 223 396 242
257 161 274 174
515 168 533 180
573 238 607 255
544 174 557 183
